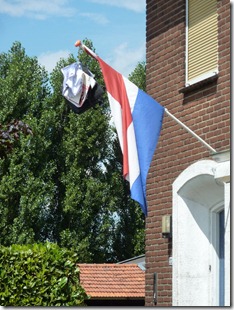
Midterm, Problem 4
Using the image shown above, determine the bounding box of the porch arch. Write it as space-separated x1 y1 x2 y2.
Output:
172 159 227 306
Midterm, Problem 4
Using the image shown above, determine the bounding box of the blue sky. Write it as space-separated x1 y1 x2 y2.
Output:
0 0 146 76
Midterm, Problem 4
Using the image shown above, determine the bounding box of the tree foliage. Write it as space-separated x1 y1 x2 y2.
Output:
0 40 145 262
128 61 146 90
0 242 87 306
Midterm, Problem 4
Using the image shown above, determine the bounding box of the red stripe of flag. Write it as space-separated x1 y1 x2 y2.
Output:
98 57 132 178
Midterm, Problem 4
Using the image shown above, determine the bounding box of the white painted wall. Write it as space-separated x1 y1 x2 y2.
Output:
172 159 230 306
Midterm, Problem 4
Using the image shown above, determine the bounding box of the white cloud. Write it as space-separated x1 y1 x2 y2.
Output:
38 50 71 73
108 42 145 76
80 12 109 25
0 0 75 19
87 0 145 13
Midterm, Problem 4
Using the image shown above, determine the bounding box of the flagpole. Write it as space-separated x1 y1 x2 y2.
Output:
164 108 217 154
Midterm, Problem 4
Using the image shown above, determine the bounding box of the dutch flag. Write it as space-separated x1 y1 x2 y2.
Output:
97 57 164 216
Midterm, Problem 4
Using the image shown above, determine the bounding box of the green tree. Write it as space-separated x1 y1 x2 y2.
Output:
128 61 146 90
0 41 52 245
0 40 145 262
0 40 114 261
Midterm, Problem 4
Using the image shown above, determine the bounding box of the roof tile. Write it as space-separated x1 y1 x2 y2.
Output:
78 264 145 298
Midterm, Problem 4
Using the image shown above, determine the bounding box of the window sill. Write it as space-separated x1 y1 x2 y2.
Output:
179 74 219 94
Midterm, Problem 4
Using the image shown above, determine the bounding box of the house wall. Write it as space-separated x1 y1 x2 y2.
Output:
145 0 230 306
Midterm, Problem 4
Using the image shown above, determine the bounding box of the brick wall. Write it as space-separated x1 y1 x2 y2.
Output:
145 0 230 306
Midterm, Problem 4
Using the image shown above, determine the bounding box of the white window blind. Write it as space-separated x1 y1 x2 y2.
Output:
186 0 218 85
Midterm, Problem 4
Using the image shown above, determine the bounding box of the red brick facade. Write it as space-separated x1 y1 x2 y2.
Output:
145 0 230 306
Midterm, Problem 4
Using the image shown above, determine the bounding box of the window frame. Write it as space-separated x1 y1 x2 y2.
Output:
210 203 225 306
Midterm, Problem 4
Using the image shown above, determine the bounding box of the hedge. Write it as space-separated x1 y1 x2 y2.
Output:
0 242 88 306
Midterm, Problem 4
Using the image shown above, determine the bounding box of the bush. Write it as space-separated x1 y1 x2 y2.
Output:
0 242 88 306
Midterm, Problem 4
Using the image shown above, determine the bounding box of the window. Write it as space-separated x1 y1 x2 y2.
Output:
186 0 218 85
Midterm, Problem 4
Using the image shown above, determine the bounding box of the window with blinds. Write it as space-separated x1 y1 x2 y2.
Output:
186 0 218 85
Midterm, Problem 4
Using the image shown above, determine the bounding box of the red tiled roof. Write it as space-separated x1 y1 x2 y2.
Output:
78 264 145 298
